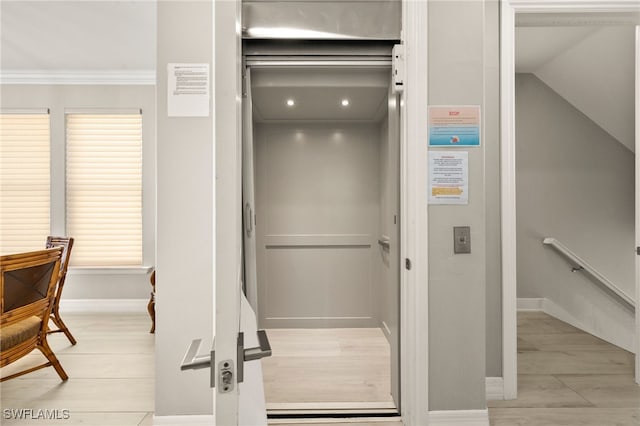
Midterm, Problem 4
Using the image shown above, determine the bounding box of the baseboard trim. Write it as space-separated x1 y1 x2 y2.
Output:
428 409 489 425
381 320 392 340
152 415 214 425
543 298 634 353
59 298 148 313
517 297 545 311
485 376 504 400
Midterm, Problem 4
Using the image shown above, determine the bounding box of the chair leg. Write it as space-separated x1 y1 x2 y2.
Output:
147 291 155 334
38 338 68 381
50 315 77 345
49 300 77 345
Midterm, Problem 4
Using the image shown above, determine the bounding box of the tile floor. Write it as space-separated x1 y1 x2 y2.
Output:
488 311 639 425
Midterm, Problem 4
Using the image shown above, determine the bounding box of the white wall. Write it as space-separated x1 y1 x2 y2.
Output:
516 73 635 351
0 1 155 72
427 0 490 411
0 84 156 300
155 1 214 416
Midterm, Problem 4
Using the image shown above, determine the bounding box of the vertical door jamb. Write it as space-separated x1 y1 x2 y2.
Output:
400 0 429 424
499 0 518 401
634 23 640 385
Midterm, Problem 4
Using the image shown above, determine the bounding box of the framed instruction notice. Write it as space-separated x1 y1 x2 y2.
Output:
167 63 210 117
429 151 468 205
428 105 481 147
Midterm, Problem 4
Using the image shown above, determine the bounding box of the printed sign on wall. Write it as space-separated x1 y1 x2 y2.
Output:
167 63 210 117
428 151 469 205
428 105 481 147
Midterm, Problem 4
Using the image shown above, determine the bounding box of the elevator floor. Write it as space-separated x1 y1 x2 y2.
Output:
262 328 395 413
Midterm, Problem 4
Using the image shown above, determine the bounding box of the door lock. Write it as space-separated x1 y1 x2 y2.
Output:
218 360 234 393
180 331 272 392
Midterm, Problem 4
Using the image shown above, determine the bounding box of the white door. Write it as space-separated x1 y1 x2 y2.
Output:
380 86 401 405
243 68 259 314
214 1 270 425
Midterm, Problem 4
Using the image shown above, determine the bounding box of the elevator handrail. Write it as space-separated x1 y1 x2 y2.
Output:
542 237 635 310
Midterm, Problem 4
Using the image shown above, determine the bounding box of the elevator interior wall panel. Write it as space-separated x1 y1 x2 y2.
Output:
255 123 382 329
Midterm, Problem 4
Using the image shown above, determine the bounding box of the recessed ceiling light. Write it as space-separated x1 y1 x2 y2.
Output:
341 99 350 107
286 99 295 107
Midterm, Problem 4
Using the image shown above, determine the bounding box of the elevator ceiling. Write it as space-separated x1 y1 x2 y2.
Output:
250 67 390 123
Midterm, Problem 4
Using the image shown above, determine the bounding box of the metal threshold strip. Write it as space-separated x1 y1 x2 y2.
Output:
269 416 401 425
266 402 398 419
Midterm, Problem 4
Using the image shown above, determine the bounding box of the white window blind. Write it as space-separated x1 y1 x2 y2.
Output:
66 113 143 266
0 113 51 255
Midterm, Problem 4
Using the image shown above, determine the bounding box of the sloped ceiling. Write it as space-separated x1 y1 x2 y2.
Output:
516 26 636 152
515 27 600 73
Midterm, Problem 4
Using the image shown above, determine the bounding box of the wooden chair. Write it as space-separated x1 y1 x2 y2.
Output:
1 247 68 381
148 269 155 333
45 236 76 345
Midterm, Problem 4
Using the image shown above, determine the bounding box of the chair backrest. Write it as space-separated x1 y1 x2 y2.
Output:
1 248 63 321
45 236 74 282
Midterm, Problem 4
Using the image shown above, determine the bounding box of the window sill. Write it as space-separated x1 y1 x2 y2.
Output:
68 266 153 275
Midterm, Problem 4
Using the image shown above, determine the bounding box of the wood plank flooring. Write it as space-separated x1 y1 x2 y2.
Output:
0 313 154 426
262 328 395 410
2 310 639 426
489 311 639 426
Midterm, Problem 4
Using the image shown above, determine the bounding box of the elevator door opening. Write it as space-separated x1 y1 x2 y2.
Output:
242 64 401 415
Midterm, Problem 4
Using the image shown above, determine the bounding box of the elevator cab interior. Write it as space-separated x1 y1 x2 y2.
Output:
242 40 401 416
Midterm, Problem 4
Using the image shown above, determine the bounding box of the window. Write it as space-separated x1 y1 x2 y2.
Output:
0 112 50 255
66 113 143 266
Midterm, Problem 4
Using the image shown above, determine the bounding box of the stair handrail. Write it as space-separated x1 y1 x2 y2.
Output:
542 237 635 309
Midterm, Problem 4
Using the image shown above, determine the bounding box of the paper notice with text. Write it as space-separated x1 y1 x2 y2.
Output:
167 63 210 117
429 151 469 205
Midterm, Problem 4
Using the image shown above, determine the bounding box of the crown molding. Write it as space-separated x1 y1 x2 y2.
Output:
0 69 156 85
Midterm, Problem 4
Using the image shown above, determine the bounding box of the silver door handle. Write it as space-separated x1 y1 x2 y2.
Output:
378 238 390 250
244 203 253 236
180 338 213 371
237 330 272 383
180 338 217 388
244 330 272 361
